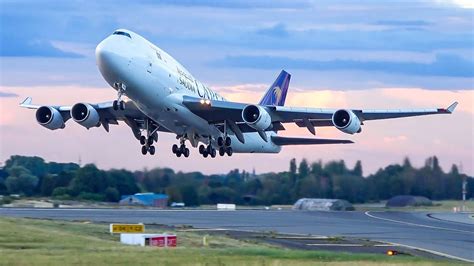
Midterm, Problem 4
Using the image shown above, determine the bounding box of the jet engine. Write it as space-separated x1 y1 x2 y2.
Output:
71 103 100 129
35 106 65 130
332 109 362 134
242 105 271 131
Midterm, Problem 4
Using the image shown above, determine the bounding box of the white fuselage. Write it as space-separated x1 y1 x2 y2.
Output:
95 29 281 153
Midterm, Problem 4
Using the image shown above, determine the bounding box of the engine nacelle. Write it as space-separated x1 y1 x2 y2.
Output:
332 109 362 134
242 105 272 131
71 103 100 129
35 106 65 130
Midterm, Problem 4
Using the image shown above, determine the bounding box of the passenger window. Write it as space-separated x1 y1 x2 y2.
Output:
156 51 162 60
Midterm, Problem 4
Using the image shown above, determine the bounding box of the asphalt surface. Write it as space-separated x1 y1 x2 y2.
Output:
1 208 473 262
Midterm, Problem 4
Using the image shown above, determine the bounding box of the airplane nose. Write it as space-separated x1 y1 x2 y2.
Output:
96 37 129 85
96 40 120 70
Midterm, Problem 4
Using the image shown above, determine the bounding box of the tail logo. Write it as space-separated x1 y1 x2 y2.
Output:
272 86 283 104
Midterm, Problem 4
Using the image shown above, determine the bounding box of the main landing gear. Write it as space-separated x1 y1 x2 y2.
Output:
198 144 216 158
172 137 190 158
217 136 233 157
198 136 233 158
113 82 126 111
140 119 158 156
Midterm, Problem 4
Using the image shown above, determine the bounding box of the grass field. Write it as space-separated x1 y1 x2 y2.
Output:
0 217 464 266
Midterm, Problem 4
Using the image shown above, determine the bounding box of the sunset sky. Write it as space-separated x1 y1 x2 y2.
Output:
0 0 473 175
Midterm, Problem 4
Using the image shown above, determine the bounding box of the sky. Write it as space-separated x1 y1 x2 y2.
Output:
0 0 473 176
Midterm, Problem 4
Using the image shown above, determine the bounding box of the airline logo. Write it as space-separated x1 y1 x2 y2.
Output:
272 86 283 104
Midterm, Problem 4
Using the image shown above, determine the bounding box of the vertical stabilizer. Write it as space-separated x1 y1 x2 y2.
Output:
259 70 291 106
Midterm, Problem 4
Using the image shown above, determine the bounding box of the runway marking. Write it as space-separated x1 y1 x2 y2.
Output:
306 244 363 247
274 236 329 240
365 211 473 234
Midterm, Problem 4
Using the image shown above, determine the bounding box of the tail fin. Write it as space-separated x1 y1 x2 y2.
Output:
259 70 291 106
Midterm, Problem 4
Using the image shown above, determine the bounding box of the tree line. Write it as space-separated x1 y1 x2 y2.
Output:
0 155 472 205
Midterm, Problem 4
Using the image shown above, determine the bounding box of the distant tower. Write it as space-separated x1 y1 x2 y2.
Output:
78 155 82 167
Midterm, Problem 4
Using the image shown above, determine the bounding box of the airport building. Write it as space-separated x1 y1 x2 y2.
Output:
119 193 169 208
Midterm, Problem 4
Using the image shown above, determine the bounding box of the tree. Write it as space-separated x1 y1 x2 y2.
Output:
105 187 120 202
180 185 199 206
4 156 47 177
352 160 363 177
289 158 297 185
69 164 108 196
40 174 56 196
5 166 38 196
299 159 309 178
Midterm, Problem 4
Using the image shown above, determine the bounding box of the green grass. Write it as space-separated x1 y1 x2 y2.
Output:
0 217 464 266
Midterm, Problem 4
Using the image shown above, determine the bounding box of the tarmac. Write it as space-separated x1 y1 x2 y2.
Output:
0 208 472 262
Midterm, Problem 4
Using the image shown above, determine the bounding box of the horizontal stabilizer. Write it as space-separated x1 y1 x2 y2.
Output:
271 136 353 146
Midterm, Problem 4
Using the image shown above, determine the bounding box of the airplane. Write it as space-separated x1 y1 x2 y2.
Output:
20 29 458 158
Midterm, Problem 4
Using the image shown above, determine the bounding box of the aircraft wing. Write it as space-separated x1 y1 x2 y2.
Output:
19 97 170 139
271 136 353 145
182 95 457 131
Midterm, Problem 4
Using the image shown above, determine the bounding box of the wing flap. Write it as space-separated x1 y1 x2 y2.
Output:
271 136 353 146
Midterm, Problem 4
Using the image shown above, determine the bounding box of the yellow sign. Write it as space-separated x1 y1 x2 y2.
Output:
110 223 145 233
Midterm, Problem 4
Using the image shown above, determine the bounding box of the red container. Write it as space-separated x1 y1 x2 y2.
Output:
166 235 177 247
149 236 166 247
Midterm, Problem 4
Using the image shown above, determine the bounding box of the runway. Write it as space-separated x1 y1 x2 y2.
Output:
1 208 472 262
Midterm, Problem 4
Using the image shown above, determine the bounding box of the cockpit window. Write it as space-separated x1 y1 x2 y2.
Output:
113 31 131 38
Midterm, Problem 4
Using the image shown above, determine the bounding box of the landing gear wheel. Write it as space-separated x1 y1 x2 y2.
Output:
141 146 147 155
225 136 231 147
210 148 216 158
219 147 225 156
226 147 233 156
119 101 125 110
140 136 146 145
149 145 155 155
172 144 179 154
176 151 182 157
203 152 208 158
147 137 154 145
113 100 118 111
199 145 205 154
184 148 190 158
217 137 224 147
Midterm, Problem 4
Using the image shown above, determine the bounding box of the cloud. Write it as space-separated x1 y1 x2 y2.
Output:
0 91 18 98
137 0 312 9
0 38 83 58
213 53 474 78
373 20 432 26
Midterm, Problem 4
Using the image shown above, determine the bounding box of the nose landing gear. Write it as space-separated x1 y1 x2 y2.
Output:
113 82 126 111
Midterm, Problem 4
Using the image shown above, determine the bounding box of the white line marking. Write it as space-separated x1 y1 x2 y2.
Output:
365 211 473 234
365 211 474 263
306 244 363 247
377 240 474 263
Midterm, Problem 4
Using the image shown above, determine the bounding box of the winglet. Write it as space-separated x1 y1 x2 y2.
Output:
20 97 32 106
19 97 40 109
446 101 458 113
